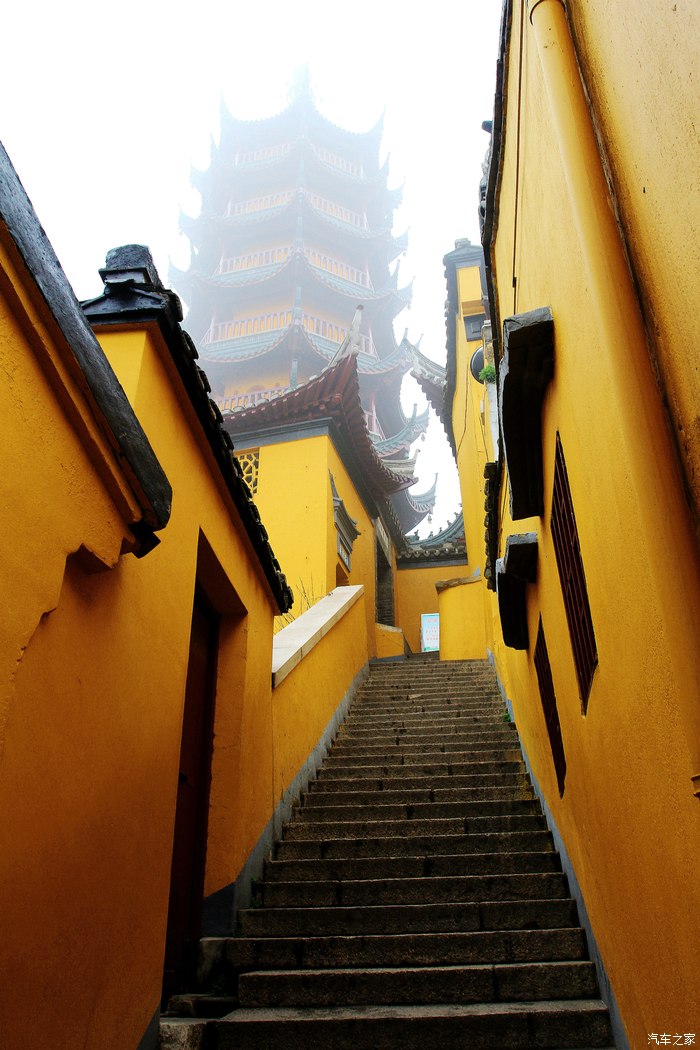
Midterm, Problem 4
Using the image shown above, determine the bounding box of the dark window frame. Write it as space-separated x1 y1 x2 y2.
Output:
534 618 567 796
550 433 598 710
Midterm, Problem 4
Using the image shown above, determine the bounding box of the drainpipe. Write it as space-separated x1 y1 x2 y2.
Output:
526 0 700 797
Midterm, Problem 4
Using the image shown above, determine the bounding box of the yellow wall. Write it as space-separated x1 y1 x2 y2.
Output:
437 262 493 662
0 315 286 1050
247 435 331 620
272 592 369 801
374 622 405 659
438 576 486 661
247 427 386 653
469 2 700 1042
395 563 464 652
567 0 700 525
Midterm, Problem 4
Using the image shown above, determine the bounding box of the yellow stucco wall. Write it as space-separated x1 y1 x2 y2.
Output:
245 435 331 619
395 563 464 653
245 428 385 653
0 246 304 1050
437 576 486 661
567 0 700 523
272 592 370 801
437 261 492 663
476 2 700 1042
374 622 405 659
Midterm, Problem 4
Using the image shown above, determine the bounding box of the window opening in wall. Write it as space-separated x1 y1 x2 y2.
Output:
534 618 567 796
550 433 598 710
236 449 260 494
375 534 394 626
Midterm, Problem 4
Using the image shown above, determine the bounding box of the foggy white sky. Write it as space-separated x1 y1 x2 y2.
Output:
1 0 502 536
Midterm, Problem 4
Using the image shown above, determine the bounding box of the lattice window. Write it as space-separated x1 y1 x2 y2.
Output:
550 433 598 709
534 618 567 796
236 449 260 495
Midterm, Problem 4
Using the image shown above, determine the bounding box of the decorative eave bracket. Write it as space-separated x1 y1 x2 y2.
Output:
499 307 554 519
496 533 538 650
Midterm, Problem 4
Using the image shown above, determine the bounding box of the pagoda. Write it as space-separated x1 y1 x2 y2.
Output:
172 78 435 534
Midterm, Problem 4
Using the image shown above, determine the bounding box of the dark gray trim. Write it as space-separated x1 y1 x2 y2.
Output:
496 532 539 650
0 144 171 542
487 649 628 1050
136 1004 160 1050
82 246 292 612
397 556 467 570
499 307 555 519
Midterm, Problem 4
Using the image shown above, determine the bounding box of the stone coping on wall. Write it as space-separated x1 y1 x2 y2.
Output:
272 584 364 687
435 567 482 593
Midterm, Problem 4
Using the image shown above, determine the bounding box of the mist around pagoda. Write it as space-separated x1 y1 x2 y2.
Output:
171 76 442 536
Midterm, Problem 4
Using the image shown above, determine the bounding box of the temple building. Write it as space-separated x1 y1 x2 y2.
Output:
171 80 437 534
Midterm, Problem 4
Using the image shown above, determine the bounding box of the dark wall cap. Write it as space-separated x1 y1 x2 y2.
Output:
0 142 172 546
83 246 293 614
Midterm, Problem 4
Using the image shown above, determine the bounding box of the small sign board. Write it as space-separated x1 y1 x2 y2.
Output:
420 613 440 652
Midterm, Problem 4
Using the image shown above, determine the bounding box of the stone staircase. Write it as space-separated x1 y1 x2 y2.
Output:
162 656 614 1049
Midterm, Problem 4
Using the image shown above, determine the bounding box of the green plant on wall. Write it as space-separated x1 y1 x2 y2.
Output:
479 363 497 383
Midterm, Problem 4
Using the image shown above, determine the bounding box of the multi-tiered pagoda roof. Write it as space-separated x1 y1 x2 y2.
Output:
172 83 436 534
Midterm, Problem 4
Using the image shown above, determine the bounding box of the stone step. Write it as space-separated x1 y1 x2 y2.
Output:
275 829 554 861
297 799 541 823
237 960 599 1008
264 851 560 883
228 926 586 971
207 999 612 1049
237 898 579 937
342 713 514 728
338 726 515 741
317 759 525 779
327 746 524 763
262 871 569 907
283 813 548 840
305 786 533 807
353 694 501 705
311 772 529 793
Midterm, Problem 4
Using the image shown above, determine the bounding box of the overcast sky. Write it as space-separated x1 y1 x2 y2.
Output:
2 0 502 535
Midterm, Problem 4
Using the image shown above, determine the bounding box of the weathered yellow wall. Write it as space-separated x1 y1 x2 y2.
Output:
272 592 369 801
245 435 331 620
477 2 700 1042
438 576 486 661
0 303 282 1050
395 563 464 652
567 0 700 523
374 622 405 659
438 262 492 663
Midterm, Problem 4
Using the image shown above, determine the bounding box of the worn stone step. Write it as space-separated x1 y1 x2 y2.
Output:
310 772 529 793
342 713 513 728
305 786 534 806
237 898 579 937
350 701 504 715
265 851 560 883
328 741 523 758
284 813 548 840
276 829 554 861
262 871 568 907
297 799 541 823
208 999 611 1050
317 759 525 779
350 692 503 709
237 960 598 1008
228 926 586 971
338 726 515 742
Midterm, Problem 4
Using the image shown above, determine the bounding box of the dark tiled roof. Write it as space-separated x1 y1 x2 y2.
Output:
222 354 414 502
82 245 293 613
408 341 447 424
398 511 467 566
